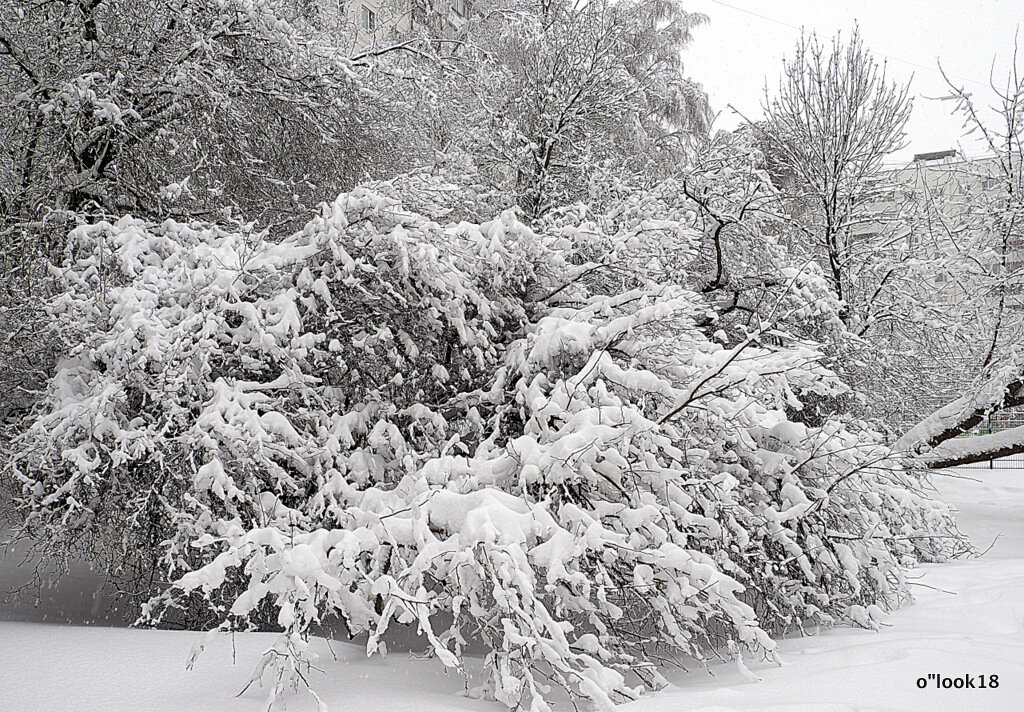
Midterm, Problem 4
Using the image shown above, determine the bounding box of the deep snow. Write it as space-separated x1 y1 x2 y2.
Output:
0 466 1021 712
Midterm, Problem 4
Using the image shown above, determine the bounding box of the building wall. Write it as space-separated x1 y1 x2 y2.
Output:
316 0 472 52
851 152 1021 308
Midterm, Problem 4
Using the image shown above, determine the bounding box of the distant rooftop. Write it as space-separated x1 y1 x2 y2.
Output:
912 149 957 162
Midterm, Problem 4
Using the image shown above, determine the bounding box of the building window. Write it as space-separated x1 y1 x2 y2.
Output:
361 5 377 32
452 0 466 16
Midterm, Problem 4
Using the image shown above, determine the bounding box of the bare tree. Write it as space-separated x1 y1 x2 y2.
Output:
748 30 982 435
758 27 912 312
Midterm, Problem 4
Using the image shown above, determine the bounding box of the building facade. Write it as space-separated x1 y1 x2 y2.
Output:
851 150 1022 308
324 0 474 51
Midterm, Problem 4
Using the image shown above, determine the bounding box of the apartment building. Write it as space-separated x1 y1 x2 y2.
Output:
851 150 1022 307
852 150 996 243
327 0 474 51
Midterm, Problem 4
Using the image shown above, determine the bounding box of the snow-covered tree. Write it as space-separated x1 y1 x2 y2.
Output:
893 49 1024 468
0 0 446 445
5 175 963 710
448 0 712 220
757 27 912 315
750 29 993 435
0 0 400 228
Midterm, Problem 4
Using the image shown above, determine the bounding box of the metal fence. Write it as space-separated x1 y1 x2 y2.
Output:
962 453 1024 469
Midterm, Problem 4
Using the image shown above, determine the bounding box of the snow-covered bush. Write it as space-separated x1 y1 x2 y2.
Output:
5 182 964 710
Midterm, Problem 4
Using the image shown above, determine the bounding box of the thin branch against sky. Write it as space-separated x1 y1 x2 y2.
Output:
684 0 1023 162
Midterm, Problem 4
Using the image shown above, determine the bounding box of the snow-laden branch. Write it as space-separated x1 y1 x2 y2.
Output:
893 46 1024 469
921 424 1024 469
894 375 1024 456
7 179 967 712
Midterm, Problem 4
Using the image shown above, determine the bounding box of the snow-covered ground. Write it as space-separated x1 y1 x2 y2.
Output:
1 467 1021 712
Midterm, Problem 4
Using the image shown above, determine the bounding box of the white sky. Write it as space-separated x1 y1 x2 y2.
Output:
682 0 1024 164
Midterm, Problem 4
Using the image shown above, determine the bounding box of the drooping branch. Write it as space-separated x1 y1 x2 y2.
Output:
895 42 1024 468
921 424 1024 469
895 375 1024 464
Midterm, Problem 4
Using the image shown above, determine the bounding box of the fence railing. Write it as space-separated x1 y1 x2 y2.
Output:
961 453 1024 469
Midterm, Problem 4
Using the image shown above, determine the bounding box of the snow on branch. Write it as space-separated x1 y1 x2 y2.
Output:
921 424 1024 469
6 176 965 711
895 373 1024 456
